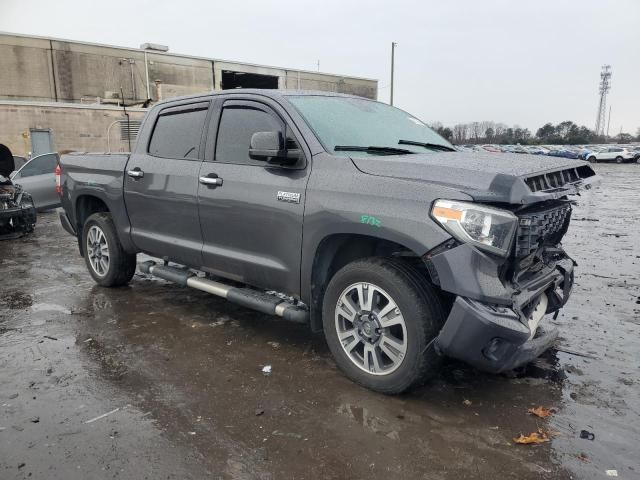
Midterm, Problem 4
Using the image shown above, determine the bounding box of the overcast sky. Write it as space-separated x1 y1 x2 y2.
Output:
1 0 638 134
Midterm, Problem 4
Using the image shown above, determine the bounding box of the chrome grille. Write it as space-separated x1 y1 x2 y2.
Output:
525 165 595 193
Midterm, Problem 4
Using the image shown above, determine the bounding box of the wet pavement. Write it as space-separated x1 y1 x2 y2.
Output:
1 163 639 479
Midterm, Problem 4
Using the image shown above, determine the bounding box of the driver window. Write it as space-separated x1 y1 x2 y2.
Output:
215 106 284 166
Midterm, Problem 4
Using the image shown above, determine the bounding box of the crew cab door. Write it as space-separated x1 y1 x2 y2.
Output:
197 97 309 295
123 101 209 267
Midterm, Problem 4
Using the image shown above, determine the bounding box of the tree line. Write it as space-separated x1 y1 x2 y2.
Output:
429 120 640 145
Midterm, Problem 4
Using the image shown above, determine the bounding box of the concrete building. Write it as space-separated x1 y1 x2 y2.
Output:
0 32 378 156
0 101 147 157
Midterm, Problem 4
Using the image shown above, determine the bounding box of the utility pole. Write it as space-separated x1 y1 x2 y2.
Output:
390 42 397 106
317 60 320 72
606 105 611 138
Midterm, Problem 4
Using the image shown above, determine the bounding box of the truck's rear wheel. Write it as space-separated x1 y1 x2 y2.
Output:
82 212 136 287
322 257 445 394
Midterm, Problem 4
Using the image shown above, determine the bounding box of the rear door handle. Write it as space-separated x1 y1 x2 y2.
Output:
199 174 223 187
127 168 144 179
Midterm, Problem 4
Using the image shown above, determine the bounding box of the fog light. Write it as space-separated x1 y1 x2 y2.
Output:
483 337 511 362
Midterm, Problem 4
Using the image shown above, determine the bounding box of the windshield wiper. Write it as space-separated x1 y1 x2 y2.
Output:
398 140 456 152
334 145 415 155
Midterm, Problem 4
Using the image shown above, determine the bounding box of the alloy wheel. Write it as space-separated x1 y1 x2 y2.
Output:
335 282 408 375
86 225 110 277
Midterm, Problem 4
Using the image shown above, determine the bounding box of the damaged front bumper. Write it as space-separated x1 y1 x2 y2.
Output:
0 197 37 240
427 243 574 373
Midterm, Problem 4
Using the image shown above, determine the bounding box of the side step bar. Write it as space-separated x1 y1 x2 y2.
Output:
139 261 309 324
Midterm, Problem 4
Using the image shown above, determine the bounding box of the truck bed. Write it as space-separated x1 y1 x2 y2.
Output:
59 152 133 250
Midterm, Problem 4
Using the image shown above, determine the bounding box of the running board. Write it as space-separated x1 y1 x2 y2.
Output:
138 261 308 324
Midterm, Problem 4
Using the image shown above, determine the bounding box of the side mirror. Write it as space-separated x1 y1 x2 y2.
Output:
249 131 284 159
249 131 300 165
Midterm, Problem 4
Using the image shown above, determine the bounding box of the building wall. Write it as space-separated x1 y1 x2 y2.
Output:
0 36 56 102
284 70 377 99
0 33 377 104
0 102 146 156
0 33 378 156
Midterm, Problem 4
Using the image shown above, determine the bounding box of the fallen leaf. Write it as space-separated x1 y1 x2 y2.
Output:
528 406 555 418
513 430 550 444
576 452 590 463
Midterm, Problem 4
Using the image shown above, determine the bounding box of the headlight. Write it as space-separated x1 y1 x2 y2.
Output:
431 199 517 257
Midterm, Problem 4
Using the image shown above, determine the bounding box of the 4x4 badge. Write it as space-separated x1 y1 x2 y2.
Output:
277 191 301 204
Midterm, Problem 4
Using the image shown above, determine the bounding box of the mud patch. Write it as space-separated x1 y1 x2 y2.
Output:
1 168 639 480
1 291 33 309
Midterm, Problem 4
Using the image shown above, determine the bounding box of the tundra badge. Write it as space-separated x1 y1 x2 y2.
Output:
277 191 301 204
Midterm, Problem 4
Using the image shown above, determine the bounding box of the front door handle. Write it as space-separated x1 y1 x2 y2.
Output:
199 174 223 187
127 168 144 179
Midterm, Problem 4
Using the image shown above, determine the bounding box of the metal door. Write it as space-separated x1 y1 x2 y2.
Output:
30 129 54 157
123 101 209 267
11 153 60 209
197 97 309 295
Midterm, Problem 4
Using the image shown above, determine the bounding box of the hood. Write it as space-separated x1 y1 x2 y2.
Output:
0 144 15 177
350 151 596 205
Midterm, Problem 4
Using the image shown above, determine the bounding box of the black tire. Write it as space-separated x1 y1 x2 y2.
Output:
615 156 623 164
322 257 446 394
82 212 136 287
587 156 597 163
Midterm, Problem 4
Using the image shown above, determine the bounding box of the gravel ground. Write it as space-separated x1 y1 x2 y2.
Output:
1 163 638 479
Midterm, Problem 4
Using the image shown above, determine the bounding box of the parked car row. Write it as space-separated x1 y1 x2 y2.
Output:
455 143 640 163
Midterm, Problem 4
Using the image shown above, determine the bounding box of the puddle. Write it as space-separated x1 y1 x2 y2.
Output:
337 403 403 440
31 303 72 314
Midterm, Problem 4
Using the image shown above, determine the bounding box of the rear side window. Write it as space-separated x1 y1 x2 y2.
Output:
18 153 58 178
215 106 283 166
148 106 208 159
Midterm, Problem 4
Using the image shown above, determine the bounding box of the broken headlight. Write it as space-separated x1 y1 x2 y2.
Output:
431 199 517 257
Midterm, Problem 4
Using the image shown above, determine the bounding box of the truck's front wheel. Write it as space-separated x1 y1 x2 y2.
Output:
322 257 445 394
82 212 136 287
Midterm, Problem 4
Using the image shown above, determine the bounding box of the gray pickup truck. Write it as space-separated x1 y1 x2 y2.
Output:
58 90 597 393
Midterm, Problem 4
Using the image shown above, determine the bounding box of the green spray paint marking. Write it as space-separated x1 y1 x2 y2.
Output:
360 215 382 227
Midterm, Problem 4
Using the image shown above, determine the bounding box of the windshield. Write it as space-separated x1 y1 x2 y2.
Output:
288 95 453 155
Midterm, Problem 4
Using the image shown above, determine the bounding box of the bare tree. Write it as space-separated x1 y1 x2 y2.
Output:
453 124 468 143
470 122 482 144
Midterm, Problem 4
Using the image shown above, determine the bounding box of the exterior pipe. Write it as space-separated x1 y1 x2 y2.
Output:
106 120 120 152
144 50 151 100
